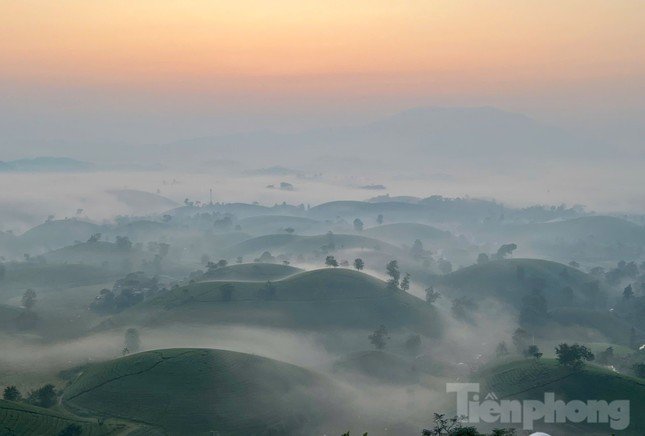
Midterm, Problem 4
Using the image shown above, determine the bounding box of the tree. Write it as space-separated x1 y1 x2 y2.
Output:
21 289 36 310
404 334 422 356
495 243 517 260
555 343 594 369
124 328 141 354
525 344 542 359
325 255 339 267
27 384 57 408
512 328 530 354
368 325 389 350
477 253 489 265
354 258 365 271
496 341 509 357
410 239 425 258
385 260 400 284
425 286 441 304
376 214 384 225
3 385 21 401
623 284 634 300
284 227 295 234
400 273 411 291
59 424 83 436
220 283 235 301
87 233 101 243
353 218 364 232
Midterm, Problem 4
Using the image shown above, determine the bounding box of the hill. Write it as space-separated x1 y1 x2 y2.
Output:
0 399 132 435
18 219 103 252
42 241 147 271
436 258 604 309
201 262 302 281
0 157 93 172
363 223 454 246
63 348 349 435
474 358 645 434
115 268 441 335
0 262 115 291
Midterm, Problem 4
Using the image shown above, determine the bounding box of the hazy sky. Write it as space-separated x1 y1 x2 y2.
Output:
1 0 644 151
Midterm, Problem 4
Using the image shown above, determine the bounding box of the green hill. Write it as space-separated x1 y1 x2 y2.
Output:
43 241 148 270
115 268 441 335
202 262 302 281
549 307 638 345
0 399 132 435
437 258 604 309
0 262 116 291
63 348 349 435
18 219 102 251
474 358 645 434
363 223 454 245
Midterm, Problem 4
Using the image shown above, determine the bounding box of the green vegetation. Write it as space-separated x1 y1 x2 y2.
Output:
63 348 348 435
123 268 441 334
200 262 302 281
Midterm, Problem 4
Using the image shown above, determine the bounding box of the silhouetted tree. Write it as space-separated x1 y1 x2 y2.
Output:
353 218 364 231
376 214 384 225
368 325 389 350
325 255 339 267
525 344 542 359
496 341 509 357
27 384 57 408
495 243 517 260
3 385 21 401
400 273 411 291
385 260 400 284
354 258 365 271
555 343 594 369
477 253 489 264
21 289 36 310
425 286 441 304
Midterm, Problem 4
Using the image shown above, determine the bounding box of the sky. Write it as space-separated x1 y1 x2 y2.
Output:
1 0 644 150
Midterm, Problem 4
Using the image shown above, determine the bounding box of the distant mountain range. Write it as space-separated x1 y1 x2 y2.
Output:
0 157 93 172
152 106 594 166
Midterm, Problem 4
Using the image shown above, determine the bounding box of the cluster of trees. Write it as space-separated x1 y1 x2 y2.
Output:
91 272 160 314
555 343 594 369
2 383 58 408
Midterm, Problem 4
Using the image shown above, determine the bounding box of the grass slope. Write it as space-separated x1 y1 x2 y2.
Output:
127 268 441 334
0 399 131 435
437 258 601 308
63 348 347 435
475 358 645 434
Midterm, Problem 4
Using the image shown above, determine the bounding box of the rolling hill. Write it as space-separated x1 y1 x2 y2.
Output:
18 219 103 252
362 223 455 246
63 348 349 435
474 358 645 435
436 258 605 309
112 268 441 335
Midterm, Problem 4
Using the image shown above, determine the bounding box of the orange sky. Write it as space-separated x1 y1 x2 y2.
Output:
2 0 644 97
